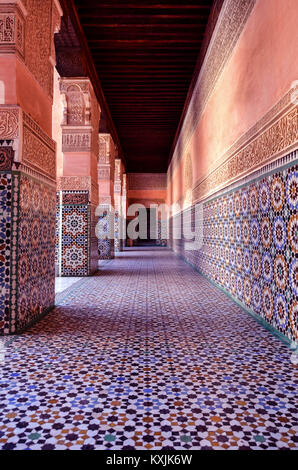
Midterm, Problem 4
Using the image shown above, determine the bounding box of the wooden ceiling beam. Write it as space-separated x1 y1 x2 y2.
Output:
81 22 207 28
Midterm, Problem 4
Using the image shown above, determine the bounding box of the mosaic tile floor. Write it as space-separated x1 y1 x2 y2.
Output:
0 248 297 450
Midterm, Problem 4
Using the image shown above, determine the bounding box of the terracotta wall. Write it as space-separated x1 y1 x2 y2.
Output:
167 0 298 344
167 0 298 208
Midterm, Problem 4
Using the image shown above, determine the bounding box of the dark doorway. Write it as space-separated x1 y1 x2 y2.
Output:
135 207 157 246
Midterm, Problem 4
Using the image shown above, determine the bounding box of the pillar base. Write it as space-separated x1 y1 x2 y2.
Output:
56 191 98 276
98 239 115 259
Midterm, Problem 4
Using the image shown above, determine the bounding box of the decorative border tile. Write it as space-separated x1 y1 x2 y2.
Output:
0 172 12 334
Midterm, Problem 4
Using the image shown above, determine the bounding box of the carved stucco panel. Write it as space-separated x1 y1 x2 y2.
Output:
192 105 298 203
0 107 19 139
22 126 55 179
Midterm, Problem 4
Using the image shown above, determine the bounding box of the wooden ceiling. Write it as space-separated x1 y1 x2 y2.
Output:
73 0 215 172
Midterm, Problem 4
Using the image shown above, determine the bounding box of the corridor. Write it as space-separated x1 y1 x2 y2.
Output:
0 248 297 450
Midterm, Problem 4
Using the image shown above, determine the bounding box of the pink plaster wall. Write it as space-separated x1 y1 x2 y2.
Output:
168 0 298 205
0 56 16 104
98 181 111 196
0 56 52 135
62 152 91 176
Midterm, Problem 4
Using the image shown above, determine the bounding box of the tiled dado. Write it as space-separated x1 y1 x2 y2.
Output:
169 158 298 343
156 219 167 247
56 191 98 276
0 168 56 335
98 211 115 260
0 170 14 334
90 205 100 272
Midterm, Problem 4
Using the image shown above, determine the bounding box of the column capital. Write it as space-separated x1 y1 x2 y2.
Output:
59 77 98 127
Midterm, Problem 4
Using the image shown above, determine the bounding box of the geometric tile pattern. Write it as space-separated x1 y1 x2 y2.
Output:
156 220 167 247
16 174 56 332
55 193 60 268
170 162 298 343
114 211 121 252
90 205 100 274
57 191 90 276
0 249 297 450
98 238 114 259
0 170 56 334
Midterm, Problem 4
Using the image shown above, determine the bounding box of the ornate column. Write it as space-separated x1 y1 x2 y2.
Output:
56 77 100 276
0 0 62 334
114 158 123 252
121 173 127 248
97 133 115 259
